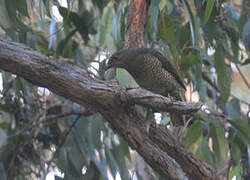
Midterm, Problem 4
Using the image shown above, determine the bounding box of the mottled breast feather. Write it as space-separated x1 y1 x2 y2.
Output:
137 48 186 90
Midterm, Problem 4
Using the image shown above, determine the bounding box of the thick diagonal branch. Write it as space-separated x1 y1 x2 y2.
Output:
0 38 220 180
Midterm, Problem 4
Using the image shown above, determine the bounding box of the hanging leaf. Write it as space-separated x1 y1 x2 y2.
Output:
59 7 96 44
90 114 103 150
146 0 159 39
210 125 229 172
56 29 77 56
175 23 191 51
5 0 30 31
99 6 112 46
214 45 231 105
194 64 207 103
197 137 213 166
184 121 202 149
158 12 175 45
231 140 242 166
0 0 15 29
105 147 120 177
158 11 179 63
112 144 131 180
204 0 215 25
112 10 122 45
42 0 51 17
228 119 250 144
226 98 241 119
180 53 201 73
182 0 199 45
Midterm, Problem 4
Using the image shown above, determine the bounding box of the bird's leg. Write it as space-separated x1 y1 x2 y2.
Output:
121 88 148 130
175 126 185 141
176 116 192 141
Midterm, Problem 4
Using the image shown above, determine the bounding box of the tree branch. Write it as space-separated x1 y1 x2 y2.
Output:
0 37 220 179
124 88 202 113
125 0 149 48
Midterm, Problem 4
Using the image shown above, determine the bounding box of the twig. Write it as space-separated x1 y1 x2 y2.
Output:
7 110 92 142
46 115 81 172
42 110 92 124
235 63 250 89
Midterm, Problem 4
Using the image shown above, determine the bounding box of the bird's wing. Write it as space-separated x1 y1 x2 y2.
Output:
150 49 186 90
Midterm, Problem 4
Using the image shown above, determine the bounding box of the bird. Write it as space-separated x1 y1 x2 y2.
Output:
106 48 186 126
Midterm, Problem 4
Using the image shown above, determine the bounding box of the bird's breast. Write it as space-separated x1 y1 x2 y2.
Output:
125 55 180 97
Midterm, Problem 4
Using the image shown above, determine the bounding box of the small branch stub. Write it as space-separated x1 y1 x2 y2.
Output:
121 88 202 113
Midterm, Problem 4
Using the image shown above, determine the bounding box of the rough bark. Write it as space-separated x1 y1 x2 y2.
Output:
125 0 149 48
0 37 222 180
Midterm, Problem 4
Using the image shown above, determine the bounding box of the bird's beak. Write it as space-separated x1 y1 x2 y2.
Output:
105 59 112 71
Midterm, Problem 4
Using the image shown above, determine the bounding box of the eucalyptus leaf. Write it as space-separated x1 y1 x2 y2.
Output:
226 98 241 119
42 0 51 17
214 45 231 105
197 137 213 166
228 119 250 144
0 0 15 29
184 122 202 149
112 145 131 180
90 114 103 150
231 140 242 166
158 12 175 45
182 0 198 45
180 53 200 72
204 0 214 25
210 125 229 172
105 148 120 177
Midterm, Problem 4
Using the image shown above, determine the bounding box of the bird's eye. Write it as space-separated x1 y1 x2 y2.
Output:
112 56 118 60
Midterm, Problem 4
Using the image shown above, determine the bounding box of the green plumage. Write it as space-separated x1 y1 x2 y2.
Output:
106 48 186 126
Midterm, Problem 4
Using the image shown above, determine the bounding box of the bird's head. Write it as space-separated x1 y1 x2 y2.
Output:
105 49 136 70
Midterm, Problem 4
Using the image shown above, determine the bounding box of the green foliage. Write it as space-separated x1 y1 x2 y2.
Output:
214 44 231 105
183 121 202 149
204 0 215 25
0 0 249 179
210 124 229 172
